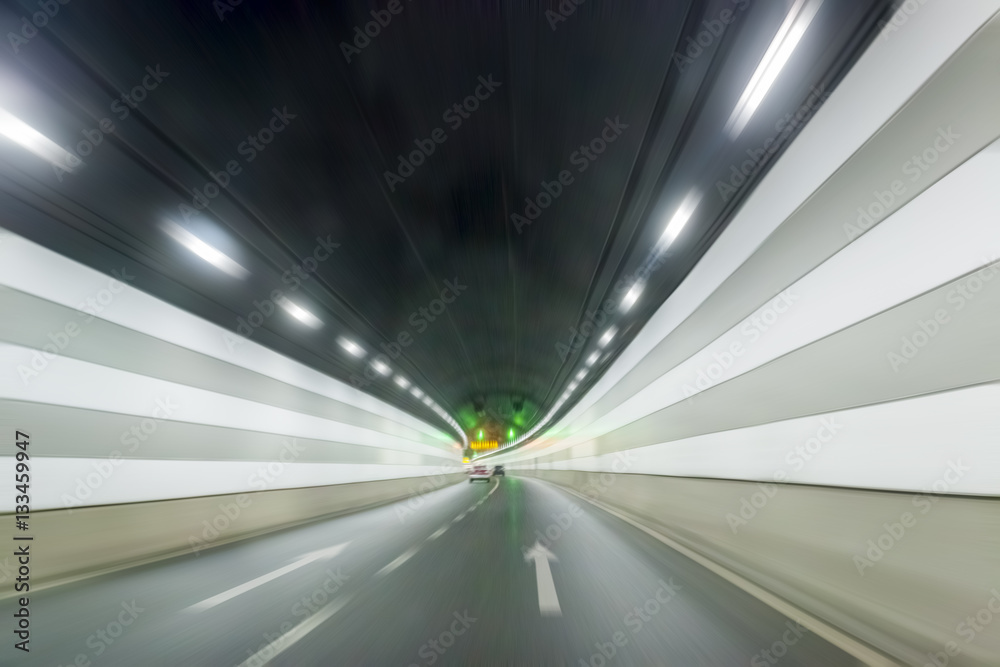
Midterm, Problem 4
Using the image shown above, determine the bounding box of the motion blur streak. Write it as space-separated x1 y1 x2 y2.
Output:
1 0 999 666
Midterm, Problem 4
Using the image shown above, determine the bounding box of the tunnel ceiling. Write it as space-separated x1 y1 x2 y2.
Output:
0 0 894 442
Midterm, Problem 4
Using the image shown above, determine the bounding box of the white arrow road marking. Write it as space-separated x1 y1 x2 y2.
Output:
186 542 350 612
524 541 561 617
236 593 354 667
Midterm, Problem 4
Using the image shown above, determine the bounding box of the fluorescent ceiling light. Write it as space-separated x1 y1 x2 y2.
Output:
0 107 80 171
162 220 249 279
394 375 410 389
276 296 323 328
337 336 365 358
567 381 578 391
575 369 587 380
371 359 391 376
598 327 617 348
724 0 825 138
657 191 701 252
411 387 423 398
586 352 600 366
620 282 643 312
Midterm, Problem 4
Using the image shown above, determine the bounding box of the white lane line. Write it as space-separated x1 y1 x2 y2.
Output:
453 482 496 523
553 483 898 667
375 547 419 578
185 542 349 612
427 526 449 541
236 593 354 667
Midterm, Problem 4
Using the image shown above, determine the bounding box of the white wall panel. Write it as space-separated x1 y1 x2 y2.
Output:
0 233 460 443
2 458 460 510
517 384 1000 495
545 139 1000 456
0 342 452 460
0 233 463 509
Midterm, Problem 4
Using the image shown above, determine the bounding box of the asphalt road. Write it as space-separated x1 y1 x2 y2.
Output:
3 476 861 666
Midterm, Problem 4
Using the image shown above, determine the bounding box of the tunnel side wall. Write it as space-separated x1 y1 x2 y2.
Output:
0 232 465 512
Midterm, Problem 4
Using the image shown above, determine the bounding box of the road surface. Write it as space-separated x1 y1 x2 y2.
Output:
4 476 860 666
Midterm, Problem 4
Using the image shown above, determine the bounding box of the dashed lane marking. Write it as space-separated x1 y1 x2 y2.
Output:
374 547 420 578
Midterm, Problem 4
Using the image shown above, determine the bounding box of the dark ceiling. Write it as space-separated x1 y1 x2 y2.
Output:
0 0 894 445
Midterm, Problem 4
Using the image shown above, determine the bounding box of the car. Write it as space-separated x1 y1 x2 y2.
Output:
468 465 491 483
493 465 505 477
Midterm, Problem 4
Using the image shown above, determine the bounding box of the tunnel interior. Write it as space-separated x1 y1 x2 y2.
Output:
0 0 998 665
